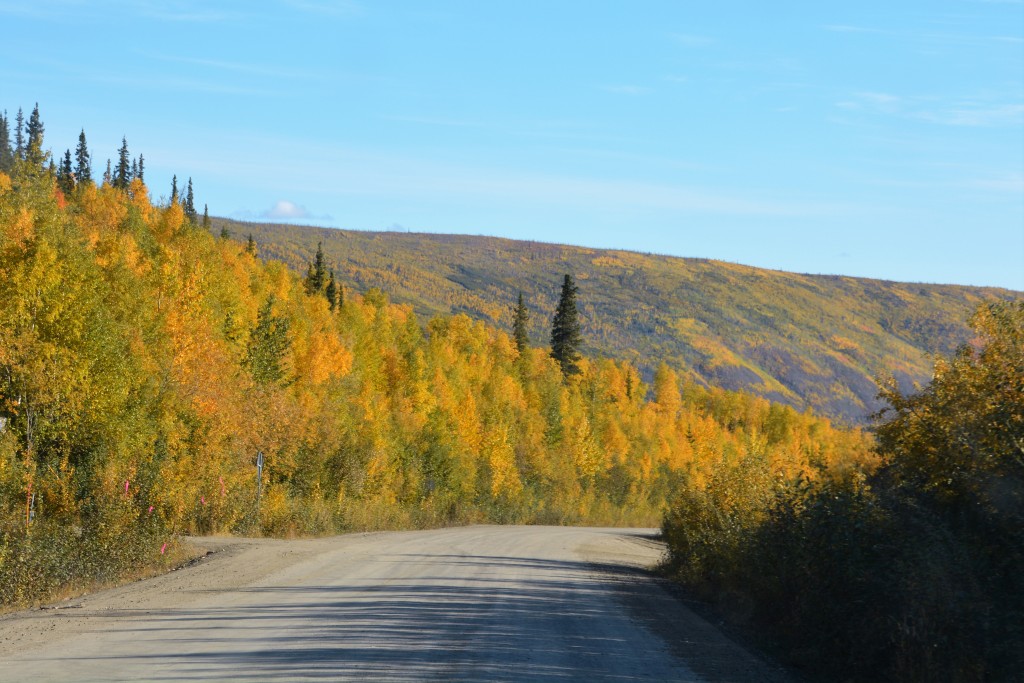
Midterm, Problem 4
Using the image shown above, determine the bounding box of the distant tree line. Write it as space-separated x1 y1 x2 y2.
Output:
0 104 202 223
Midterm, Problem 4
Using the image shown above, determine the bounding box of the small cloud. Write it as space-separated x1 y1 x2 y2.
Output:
259 200 332 221
601 84 651 96
264 200 310 219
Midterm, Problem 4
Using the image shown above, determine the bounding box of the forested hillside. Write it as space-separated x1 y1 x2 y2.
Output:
0 108 875 607
216 219 1018 424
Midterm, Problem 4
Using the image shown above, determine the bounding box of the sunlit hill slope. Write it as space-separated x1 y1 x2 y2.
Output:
213 219 1020 424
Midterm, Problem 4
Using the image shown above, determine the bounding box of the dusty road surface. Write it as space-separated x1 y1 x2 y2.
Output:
0 526 792 682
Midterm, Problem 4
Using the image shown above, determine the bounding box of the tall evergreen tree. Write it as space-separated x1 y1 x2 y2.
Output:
74 130 91 184
0 111 13 173
170 175 178 203
512 291 530 354
203 204 211 230
136 154 144 183
14 108 24 160
25 104 46 168
325 271 338 311
58 149 74 194
184 177 196 222
103 159 112 186
304 241 327 294
246 234 258 256
114 137 130 189
550 274 583 377
243 296 291 385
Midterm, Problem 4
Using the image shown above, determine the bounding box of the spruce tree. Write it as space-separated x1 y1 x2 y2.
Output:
14 108 24 160
74 130 91 184
25 104 46 168
136 153 144 182
170 175 178 203
0 112 13 173
325 271 338 311
114 137 130 189
550 274 583 377
103 159 112 185
305 241 327 294
58 149 74 194
246 234 257 256
243 296 291 385
203 204 212 230
512 291 530 354
184 177 196 222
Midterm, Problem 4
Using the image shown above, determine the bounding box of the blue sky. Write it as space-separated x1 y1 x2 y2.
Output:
3 0 1022 289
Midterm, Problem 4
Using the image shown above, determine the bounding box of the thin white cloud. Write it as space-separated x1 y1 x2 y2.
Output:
836 92 1024 127
966 174 1024 193
916 103 1024 127
824 23 1024 47
148 54 321 81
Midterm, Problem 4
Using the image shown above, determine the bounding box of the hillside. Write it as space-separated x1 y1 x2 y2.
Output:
213 218 1019 424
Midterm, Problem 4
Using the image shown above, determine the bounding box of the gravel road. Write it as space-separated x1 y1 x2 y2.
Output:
0 526 793 682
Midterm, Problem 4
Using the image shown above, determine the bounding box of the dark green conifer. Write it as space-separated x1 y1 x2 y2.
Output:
0 112 13 173
114 137 130 189
550 274 583 377
184 177 196 222
74 130 91 184
246 234 257 256
25 104 46 168
325 271 338 311
512 291 530 354
58 149 74 194
103 159 112 186
14 108 24 160
204 205 212 231
137 154 144 182
305 241 327 294
170 175 178 203
244 296 291 385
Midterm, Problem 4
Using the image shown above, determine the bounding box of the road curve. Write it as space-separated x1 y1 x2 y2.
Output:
0 526 792 682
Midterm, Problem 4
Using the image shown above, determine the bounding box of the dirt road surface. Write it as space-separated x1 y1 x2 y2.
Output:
0 526 792 682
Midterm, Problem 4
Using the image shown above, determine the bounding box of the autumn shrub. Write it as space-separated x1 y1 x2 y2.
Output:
662 302 1024 682
0 501 177 608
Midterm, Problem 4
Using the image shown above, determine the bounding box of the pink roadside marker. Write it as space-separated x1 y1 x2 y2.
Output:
201 495 206 505
148 505 154 514
160 543 167 555
124 479 130 494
